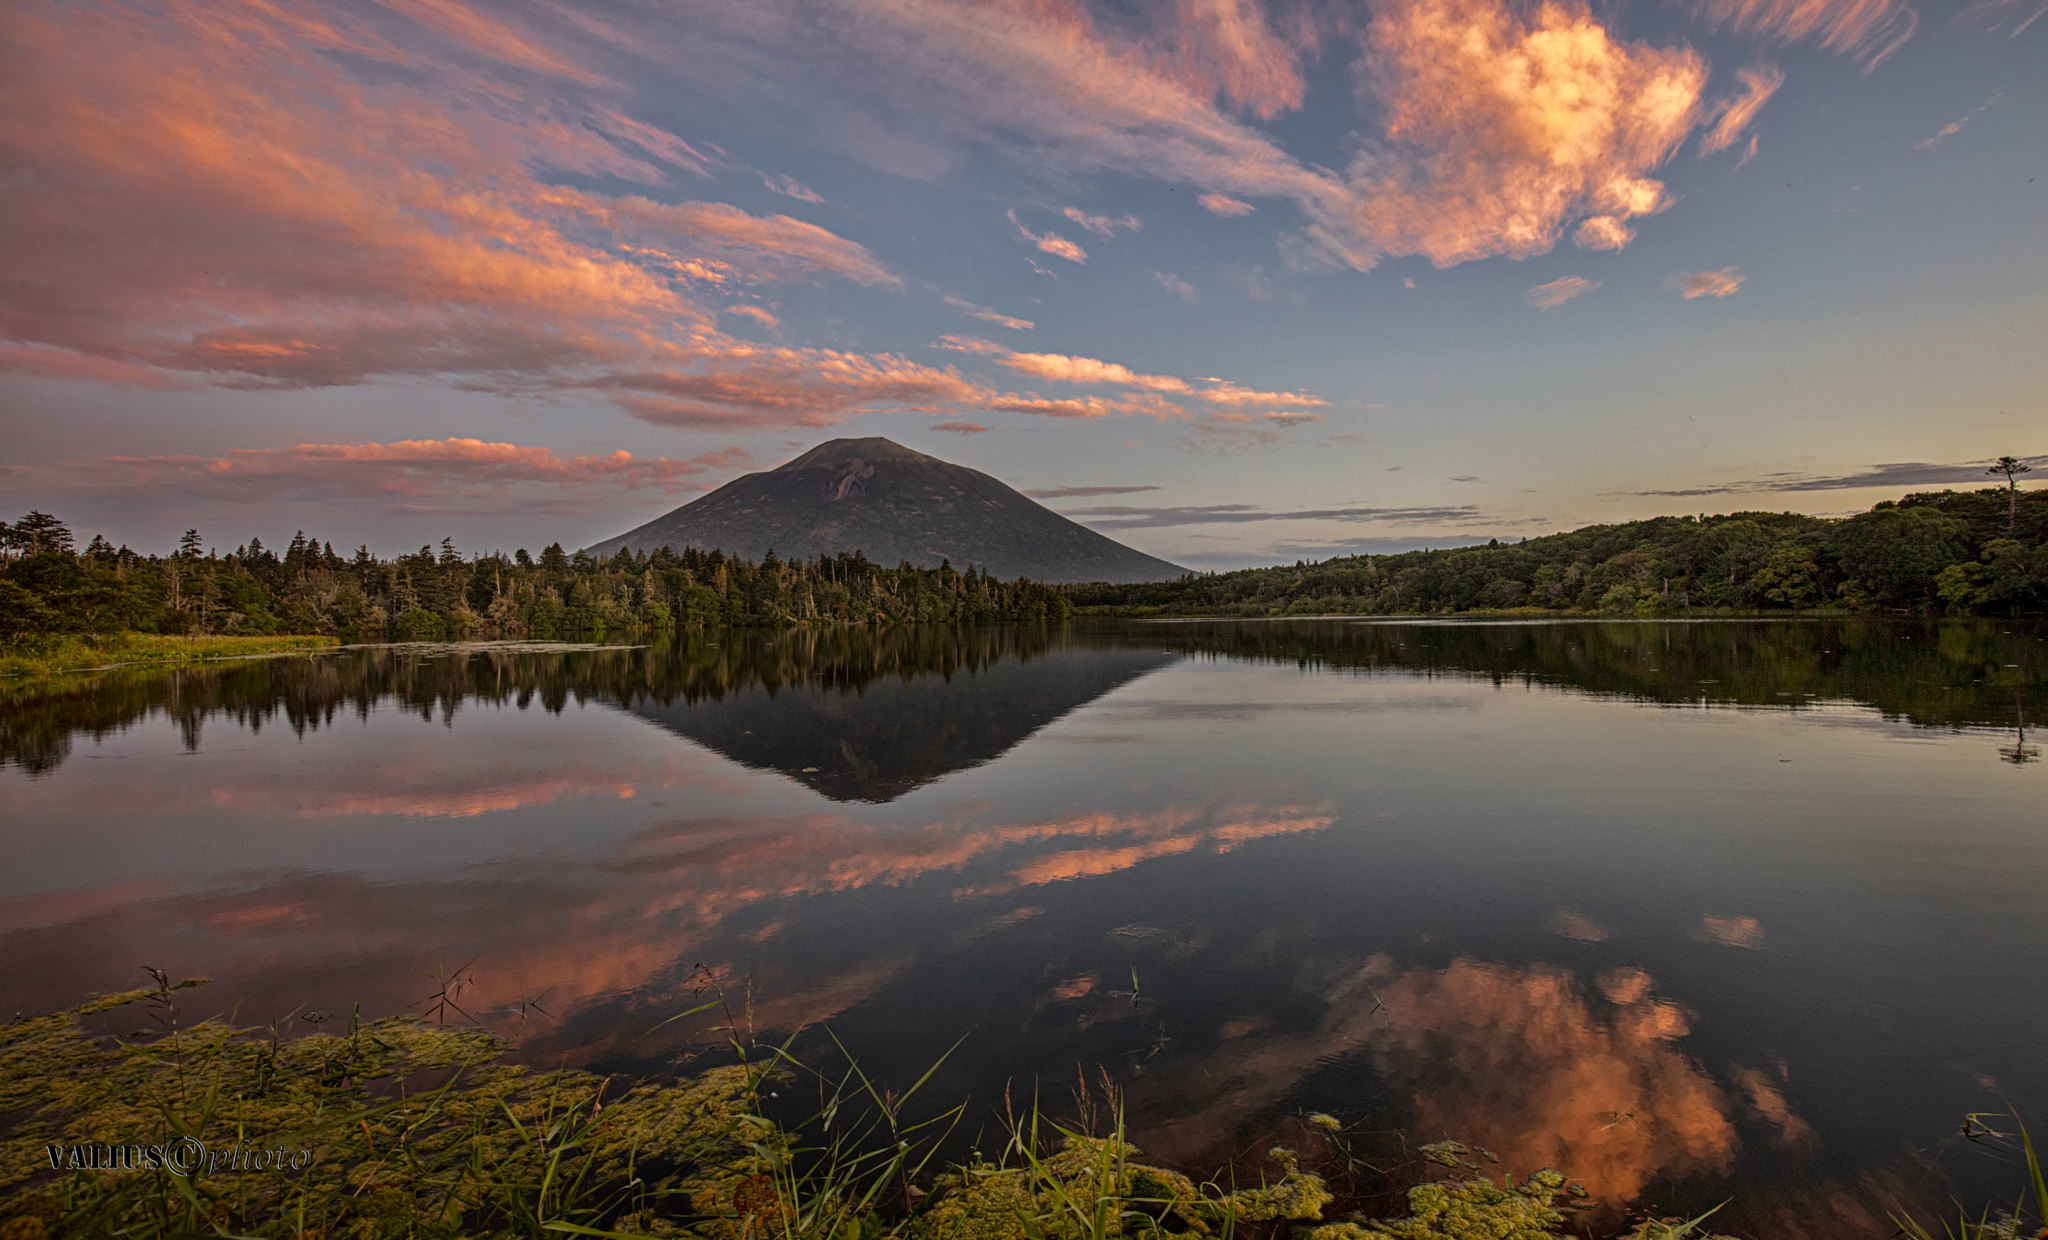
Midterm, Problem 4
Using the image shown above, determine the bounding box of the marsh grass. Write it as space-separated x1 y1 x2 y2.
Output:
0 633 338 678
1890 1114 2048 1240
1 976 2032 1240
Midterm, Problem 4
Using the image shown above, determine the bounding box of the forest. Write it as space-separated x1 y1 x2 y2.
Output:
1 483 2043 645
1071 484 2048 618
0 517 1073 643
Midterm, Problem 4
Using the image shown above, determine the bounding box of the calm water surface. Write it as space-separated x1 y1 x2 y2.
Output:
4 619 2044 1232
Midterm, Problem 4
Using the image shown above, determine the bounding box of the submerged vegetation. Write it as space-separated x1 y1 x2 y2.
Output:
1070 487 2048 618
0 980 1871 1240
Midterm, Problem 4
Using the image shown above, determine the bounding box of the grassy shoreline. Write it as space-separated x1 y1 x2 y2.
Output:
3 983 2040 1240
0 634 340 678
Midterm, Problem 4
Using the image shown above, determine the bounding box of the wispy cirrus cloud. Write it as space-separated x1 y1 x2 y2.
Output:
1062 207 1141 238
0 0 946 432
1915 93 2004 150
1021 485 1164 499
1674 267 1746 298
1008 210 1088 264
28 439 752 506
928 421 989 435
983 393 1190 421
935 337 1326 413
1684 0 1918 66
1056 502 1484 529
1526 276 1601 309
1700 64 1785 156
1197 193 1258 217
943 297 1035 331
761 173 824 202
1152 271 1199 303
1631 454 2047 496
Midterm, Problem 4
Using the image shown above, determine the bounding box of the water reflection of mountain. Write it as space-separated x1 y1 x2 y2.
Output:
5 618 2040 776
0 625 1172 785
629 647 1174 801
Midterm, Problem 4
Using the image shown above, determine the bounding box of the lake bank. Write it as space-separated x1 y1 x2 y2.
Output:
0 634 339 679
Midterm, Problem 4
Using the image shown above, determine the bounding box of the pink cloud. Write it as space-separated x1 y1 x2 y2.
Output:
929 421 990 435
996 351 1192 392
944 298 1035 331
1342 0 1707 268
723 305 780 330
1008 210 1089 264
1685 0 1918 66
762 173 824 202
41 439 753 505
1674 267 1746 298
1525 276 1601 308
1152 271 1199 303
0 0 920 430
985 393 1190 421
1700 64 1785 156
1153 0 1309 119
1063 207 1141 238
1573 216 1636 251
1197 193 1258 217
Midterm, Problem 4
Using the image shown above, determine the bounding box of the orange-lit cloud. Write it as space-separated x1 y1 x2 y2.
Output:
762 173 825 203
0 0 937 430
1914 92 2004 150
604 346 990 428
1139 957 1739 1202
1700 65 1786 156
938 339 1325 414
1063 207 1141 238
1573 216 1636 251
985 393 1192 421
724 305 780 331
36 439 751 505
997 351 1194 392
1155 0 1308 118
930 420 990 434
1526 276 1601 309
1552 908 1611 941
1686 0 1918 66
1342 0 1707 268
1675 267 1747 299
944 297 1036 331
1696 913 1765 947
1009 210 1090 264
1198 193 1259 216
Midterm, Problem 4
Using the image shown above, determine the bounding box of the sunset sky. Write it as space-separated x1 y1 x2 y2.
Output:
1 0 2042 568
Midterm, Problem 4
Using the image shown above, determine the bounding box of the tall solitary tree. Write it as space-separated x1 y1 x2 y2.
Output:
1987 455 2033 533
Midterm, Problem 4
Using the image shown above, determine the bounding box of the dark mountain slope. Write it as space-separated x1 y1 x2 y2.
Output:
585 437 1186 583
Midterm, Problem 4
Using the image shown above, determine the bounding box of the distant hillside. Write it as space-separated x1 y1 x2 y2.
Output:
1066 486 2048 617
584 437 1187 584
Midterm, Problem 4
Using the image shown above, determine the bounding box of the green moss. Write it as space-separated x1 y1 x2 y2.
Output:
1309 1170 1570 1240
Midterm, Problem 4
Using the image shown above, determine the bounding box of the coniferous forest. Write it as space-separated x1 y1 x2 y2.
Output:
2 483 2043 647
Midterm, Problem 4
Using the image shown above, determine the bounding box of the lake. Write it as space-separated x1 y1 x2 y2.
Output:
3 618 2043 1234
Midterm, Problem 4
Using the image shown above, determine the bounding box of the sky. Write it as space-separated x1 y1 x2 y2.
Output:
0 0 2043 570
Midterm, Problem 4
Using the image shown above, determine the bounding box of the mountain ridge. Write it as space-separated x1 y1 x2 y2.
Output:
584 437 1187 584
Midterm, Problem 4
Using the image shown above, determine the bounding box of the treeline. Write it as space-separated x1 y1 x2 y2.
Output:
0 516 1072 643
1070 486 2048 617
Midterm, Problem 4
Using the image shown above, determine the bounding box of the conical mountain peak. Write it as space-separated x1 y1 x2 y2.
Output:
585 437 1185 583
783 437 938 469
